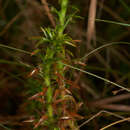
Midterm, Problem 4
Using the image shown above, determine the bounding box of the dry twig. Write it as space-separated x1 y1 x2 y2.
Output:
86 0 97 49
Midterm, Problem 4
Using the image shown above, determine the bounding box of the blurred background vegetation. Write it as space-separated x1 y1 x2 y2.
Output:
0 0 130 129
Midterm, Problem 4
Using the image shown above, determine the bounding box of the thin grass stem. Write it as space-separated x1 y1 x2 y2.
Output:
96 19 130 27
81 42 130 60
78 110 126 129
0 43 31 55
100 117 130 130
62 63 130 92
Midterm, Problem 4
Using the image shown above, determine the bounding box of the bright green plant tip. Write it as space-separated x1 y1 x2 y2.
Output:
58 0 68 36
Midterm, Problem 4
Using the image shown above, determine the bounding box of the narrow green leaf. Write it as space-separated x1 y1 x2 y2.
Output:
41 27 48 38
96 19 130 27
0 43 31 55
64 41 76 47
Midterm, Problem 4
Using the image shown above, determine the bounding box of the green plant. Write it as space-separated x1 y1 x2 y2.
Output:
0 0 130 130
27 0 82 129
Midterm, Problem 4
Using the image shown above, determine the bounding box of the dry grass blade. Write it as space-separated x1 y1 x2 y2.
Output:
78 110 126 129
34 115 48 129
28 92 43 100
90 93 130 106
100 117 130 130
99 104 130 112
63 63 130 92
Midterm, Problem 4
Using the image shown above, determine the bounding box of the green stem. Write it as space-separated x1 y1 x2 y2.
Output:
58 0 68 37
44 55 54 126
43 0 69 128
46 85 53 119
44 71 54 129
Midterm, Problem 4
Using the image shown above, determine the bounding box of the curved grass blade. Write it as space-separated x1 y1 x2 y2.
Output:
81 42 130 61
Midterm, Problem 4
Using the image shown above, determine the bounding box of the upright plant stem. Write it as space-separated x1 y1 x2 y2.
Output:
44 54 54 127
58 0 68 72
46 79 53 120
45 74 53 116
58 0 68 37
44 0 69 128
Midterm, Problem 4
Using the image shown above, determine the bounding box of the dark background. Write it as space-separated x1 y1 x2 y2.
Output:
0 0 130 129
